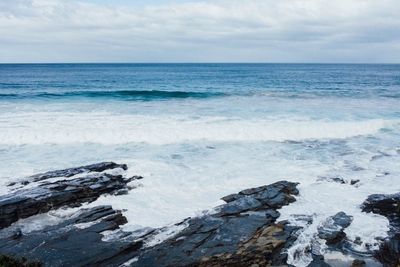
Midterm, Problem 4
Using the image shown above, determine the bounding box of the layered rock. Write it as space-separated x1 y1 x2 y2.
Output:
0 162 137 229
8 161 128 186
362 193 400 267
317 212 353 244
0 206 142 267
130 181 300 267
0 180 301 267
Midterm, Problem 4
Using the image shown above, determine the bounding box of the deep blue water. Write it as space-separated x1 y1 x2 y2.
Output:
1 64 399 100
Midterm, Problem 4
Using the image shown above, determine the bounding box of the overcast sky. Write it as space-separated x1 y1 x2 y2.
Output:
0 0 399 63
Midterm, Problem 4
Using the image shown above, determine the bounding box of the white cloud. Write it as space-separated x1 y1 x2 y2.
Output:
0 0 399 62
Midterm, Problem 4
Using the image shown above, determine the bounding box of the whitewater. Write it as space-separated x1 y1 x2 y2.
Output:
0 63 399 266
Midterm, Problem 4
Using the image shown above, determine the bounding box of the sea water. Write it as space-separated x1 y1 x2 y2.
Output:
0 64 399 265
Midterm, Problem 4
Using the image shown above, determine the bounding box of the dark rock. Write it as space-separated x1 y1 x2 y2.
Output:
308 254 331 267
220 193 240 203
292 214 314 225
362 192 400 267
318 212 353 244
351 259 366 267
0 254 41 267
130 181 300 267
362 193 400 221
217 196 262 216
10 228 22 240
0 171 136 229
0 180 300 267
375 233 400 267
317 177 346 184
318 177 361 187
0 206 142 267
13 162 128 186
354 236 363 245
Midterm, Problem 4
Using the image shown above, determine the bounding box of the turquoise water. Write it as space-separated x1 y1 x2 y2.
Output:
0 64 399 265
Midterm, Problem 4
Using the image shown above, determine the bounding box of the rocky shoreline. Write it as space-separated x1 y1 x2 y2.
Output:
0 162 398 267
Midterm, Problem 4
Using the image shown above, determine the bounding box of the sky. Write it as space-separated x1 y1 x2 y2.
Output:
0 0 399 63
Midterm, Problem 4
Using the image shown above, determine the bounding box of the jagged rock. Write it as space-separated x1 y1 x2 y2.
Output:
194 222 301 267
362 193 400 267
351 259 366 267
317 177 360 187
0 206 142 267
0 254 41 267
0 180 300 267
8 162 128 186
362 193 400 220
317 212 353 244
317 177 346 184
308 254 331 267
0 165 136 229
130 181 300 267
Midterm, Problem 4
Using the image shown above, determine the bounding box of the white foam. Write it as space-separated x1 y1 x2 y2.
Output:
0 112 393 145
0 109 399 266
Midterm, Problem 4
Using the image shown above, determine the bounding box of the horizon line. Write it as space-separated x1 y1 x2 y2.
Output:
1 62 399 65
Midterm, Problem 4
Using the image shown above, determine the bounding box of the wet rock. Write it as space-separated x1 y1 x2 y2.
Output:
10 228 22 240
354 236 363 245
0 206 142 267
318 212 353 244
0 254 41 267
317 177 361 187
11 162 128 186
292 214 314 225
351 259 366 267
362 193 400 220
0 180 300 267
308 254 331 267
362 193 400 267
130 181 300 267
318 177 346 184
0 169 136 229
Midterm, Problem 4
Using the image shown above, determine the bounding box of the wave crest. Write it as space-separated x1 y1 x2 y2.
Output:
0 90 226 100
0 113 393 145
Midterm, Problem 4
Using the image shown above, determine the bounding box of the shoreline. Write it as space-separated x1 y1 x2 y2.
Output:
0 162 398 266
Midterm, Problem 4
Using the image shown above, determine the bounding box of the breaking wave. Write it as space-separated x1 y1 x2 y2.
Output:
0 112 394 145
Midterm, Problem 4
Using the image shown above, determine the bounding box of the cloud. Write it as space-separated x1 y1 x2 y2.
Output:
0 0 399 62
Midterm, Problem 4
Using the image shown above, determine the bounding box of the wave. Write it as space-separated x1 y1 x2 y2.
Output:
0 90 227 101
0 113 394 145
2 89 400 101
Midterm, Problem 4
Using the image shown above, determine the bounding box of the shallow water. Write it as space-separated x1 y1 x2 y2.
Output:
0 63 399 266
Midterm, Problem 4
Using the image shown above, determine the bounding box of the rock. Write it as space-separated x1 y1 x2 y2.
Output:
362 193 400 220
318 177 346 184
317 177 360 187
0 180 300 267
354 236 363 245
11 162 128 186
308 254 331 267
0 254 41 267
130 181 300 267
362 193 400 267
317 212 353 244
0 206 142 267
0 168 136 229
292 214 313 225
10 228 22 240
351 259 366 267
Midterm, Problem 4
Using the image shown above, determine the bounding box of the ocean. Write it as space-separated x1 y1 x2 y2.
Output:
0 63 399 265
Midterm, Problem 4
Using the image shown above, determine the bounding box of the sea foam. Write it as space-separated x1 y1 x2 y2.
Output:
0 112 393 145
